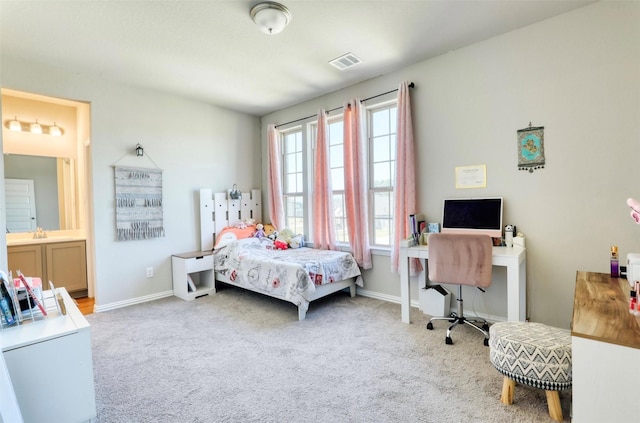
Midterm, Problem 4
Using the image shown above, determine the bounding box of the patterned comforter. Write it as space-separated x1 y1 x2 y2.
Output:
213 237 363 311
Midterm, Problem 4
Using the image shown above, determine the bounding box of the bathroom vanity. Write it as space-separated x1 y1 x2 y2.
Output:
7 235 88 297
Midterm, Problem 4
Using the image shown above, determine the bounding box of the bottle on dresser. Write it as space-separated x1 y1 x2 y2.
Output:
611 246 619 277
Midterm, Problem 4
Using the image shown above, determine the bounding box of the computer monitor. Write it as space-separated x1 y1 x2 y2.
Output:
441 197 503 238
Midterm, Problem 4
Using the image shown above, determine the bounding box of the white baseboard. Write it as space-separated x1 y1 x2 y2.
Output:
356 288 414 306
93 287 507 323
356 288 506 323
94 290 174 313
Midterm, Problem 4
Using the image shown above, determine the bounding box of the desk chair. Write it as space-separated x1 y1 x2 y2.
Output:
426 233 493 345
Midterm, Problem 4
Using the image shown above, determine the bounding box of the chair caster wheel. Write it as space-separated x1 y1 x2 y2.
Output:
482 323 489 331
446 336 453 345
427 322 434 330
484 338 489 347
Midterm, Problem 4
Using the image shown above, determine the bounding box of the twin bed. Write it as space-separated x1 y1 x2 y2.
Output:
199 189 362 320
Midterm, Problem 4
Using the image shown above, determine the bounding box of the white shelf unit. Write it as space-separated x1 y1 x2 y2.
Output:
0 287 96 423
172 251 215 301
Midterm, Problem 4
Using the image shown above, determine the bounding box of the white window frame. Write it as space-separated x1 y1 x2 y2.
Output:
274 98 398 254
366 100 398 250
279 125 308 236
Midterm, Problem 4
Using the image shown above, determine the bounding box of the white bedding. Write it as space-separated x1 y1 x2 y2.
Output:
213 237 363 315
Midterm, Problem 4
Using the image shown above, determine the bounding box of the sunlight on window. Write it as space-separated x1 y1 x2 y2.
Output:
282 130 305 234
278 101 398 249
369 105 397 247
328 120 348 243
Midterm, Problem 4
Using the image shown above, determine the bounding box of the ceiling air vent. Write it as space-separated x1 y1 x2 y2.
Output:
329 52 362 71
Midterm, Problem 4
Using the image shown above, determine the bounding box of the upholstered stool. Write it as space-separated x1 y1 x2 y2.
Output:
489 322 572 422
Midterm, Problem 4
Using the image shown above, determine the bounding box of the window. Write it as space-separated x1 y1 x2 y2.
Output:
281 128 305 235
327 119 348 243
368 104 397 247
277 100 398 250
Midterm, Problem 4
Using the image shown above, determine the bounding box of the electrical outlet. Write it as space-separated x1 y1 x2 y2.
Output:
146 267 153 278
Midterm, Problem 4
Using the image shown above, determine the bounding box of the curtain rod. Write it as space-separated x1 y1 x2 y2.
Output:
274 82 415 129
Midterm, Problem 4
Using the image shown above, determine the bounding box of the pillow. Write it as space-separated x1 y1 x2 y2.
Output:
214 225 256 250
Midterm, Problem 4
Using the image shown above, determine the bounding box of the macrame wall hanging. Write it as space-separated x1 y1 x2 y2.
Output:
114 165 165 241
517 123 545 173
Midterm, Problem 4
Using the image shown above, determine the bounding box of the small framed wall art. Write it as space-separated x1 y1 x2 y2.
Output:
517 123 545 172
455 164 486 189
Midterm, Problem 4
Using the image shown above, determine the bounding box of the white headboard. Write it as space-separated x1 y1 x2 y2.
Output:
199 188 262 250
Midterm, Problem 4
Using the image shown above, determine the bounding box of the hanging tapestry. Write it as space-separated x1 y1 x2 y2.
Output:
517 125 545 172
114 166 165 241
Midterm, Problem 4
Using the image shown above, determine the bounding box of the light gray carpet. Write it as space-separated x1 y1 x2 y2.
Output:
86 285 570 422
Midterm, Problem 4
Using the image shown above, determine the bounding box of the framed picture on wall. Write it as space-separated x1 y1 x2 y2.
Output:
455 164 486 189
517 125 545 172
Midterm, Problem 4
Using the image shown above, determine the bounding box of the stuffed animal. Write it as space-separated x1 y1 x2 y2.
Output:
254 223 265 238
263 224 277 240
277 228 295 244
289 235 304 249
274 239 288 250
628 198 640 223
234 218 255 229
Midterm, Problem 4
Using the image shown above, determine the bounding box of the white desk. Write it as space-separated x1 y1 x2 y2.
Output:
400 244 527 323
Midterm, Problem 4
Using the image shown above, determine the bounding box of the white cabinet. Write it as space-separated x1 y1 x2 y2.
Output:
172 251 215 301
0 287 96 423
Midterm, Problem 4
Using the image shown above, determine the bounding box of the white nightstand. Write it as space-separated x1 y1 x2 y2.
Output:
171 251 215 301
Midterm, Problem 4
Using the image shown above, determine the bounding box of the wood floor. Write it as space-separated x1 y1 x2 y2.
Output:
75 297 95 315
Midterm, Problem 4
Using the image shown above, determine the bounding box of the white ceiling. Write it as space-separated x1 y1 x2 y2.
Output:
0 0 594 116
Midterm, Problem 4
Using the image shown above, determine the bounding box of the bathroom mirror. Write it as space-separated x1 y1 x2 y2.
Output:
3 154 79 232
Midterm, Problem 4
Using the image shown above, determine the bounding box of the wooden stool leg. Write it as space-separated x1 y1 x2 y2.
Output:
545 390 563 421
500 377 515 405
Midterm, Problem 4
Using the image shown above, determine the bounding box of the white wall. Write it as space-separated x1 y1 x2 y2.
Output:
261 1 640 328
0 56 262 307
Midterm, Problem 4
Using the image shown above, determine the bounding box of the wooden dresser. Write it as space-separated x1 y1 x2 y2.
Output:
571 271 640 422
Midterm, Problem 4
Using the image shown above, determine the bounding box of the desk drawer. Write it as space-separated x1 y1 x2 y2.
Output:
185 254 213 273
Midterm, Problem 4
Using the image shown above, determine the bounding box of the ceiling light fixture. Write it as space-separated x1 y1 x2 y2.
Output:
250 1 291 35
3 117 64 136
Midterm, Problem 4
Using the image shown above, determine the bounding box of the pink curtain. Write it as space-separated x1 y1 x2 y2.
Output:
267 124 285 229
343 100 372 270
390 82 422 274
312 110 336 250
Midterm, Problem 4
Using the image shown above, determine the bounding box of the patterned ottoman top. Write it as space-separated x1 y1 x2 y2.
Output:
491 322 571 350
489 322 572 390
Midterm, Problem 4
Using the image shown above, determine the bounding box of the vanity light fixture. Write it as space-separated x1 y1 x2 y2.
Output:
250 1 291 35
3 117 64 136
49 122 62 137
8 116 21 131
30 119 42 134
136 143 144 157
